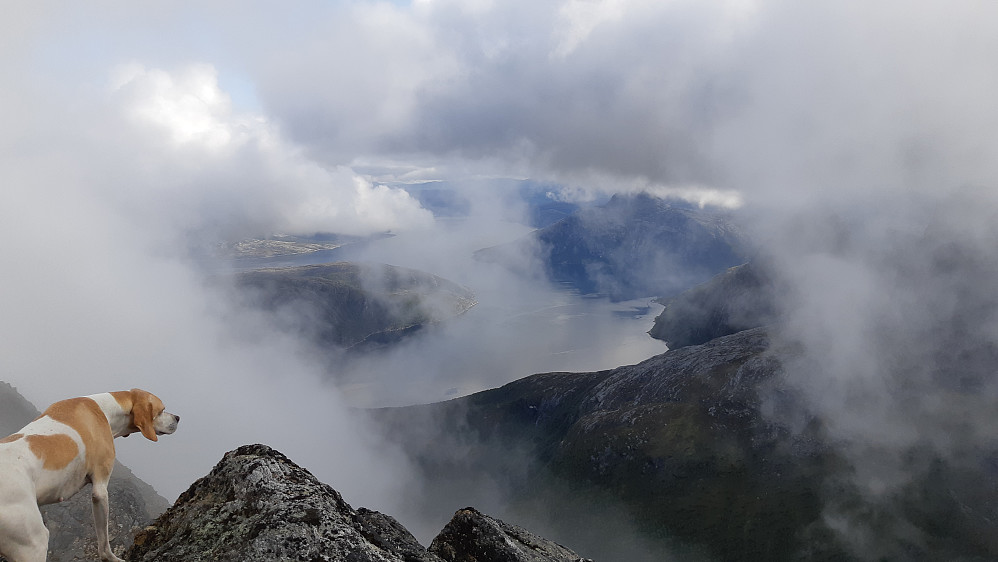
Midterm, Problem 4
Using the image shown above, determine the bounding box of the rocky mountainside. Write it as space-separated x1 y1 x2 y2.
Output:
375 329 819 560
0 382 170 562
476 192 748 300
126 444 591 562
233 262 477 350
374 327 998 561
648 261 774 348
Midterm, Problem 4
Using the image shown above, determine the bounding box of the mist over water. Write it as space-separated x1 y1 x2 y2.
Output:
220 219 667 407
3 1 998 558
337 290 665 407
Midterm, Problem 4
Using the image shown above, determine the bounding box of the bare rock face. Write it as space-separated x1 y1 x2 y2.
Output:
354 508 444 562
126 444 413 562
429 507 592 562
126 444 587 562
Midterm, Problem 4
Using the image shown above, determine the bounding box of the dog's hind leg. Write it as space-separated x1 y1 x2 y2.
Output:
91 479 125 562
0 502 49 562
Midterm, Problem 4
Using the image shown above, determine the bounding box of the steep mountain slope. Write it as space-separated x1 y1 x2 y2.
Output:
0 381 39 437
234 262 477 350
0 382 170 562
126 444 591 562
476 192 748 300
374 327 998 561
648 262 774 348
375 329 826 560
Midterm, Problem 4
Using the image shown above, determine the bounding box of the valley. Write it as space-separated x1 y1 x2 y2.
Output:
5 190 997 561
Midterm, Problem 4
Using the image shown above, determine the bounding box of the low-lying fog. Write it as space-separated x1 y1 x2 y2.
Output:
6 2 998 559
222 217 667 407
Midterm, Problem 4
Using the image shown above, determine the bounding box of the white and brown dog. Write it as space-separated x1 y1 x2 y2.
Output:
0 389 179 562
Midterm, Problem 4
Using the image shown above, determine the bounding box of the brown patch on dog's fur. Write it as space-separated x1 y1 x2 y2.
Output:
42 398 115 481
25 434 79 470
0 433 23 444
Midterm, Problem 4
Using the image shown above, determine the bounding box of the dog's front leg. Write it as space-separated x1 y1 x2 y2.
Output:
91 480 125 562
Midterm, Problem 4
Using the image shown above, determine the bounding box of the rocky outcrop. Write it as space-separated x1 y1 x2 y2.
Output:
0 382 170 562
126 444 409 562
126 444 590 562
429 507 592 562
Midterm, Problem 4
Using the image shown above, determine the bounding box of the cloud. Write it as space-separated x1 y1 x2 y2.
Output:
240 0 998 551
0 49 431 511
106 61 433 243
4 0 998 553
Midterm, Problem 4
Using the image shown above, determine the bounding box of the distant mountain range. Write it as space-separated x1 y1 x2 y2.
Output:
403 179 599 228
233 262 477 350
477 192 749 300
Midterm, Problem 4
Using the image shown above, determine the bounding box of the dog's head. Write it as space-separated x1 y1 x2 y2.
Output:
121 388 180 442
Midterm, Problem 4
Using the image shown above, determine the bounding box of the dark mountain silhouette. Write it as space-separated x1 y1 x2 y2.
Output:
648 261 774 348
476 192 748 300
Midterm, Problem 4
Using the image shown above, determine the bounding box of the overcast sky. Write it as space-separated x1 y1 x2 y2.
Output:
3 1 998 553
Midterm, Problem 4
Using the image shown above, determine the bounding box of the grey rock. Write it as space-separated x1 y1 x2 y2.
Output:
125 444 591 562
126 444 412 562
355 509 444 562
429 507 592 562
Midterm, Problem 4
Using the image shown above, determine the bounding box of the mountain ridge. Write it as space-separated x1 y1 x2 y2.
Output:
374 323 998 560
125 443 592 562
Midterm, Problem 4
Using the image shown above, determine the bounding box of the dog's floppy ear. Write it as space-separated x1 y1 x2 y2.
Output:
130 388 158 442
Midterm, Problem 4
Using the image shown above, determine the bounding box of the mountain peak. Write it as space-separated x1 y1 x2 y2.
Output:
429 507 593 562
126 444 591 562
